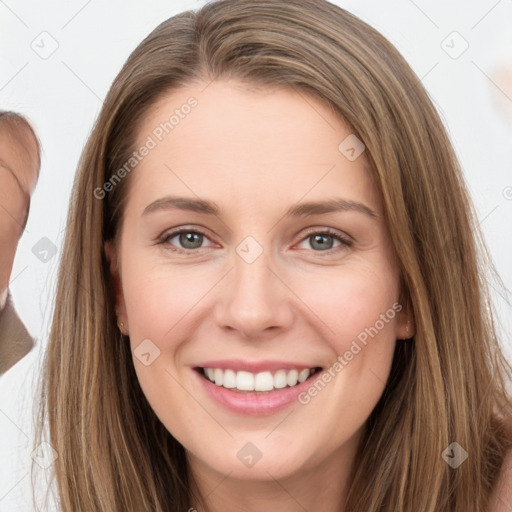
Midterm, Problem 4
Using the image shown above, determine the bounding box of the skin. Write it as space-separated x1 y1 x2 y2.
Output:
106 79 412 512
0 122 39 307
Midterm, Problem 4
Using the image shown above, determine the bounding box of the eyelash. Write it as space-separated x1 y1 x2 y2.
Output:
158 227 353 255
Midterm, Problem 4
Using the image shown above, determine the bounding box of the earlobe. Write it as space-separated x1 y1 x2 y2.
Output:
404 318 415 339
396 286 415 340
396 311 415 340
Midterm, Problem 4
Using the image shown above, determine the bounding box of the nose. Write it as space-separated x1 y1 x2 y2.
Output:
213 245 295 340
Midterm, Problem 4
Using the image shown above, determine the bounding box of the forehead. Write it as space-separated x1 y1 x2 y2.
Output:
128 80 379 214
140 80 347 148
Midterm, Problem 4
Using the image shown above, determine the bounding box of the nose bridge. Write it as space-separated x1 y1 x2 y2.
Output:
234 245 274 300
234 237 278 307
216 235 292 336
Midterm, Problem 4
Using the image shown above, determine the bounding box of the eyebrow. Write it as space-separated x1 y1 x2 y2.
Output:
142 195 378 219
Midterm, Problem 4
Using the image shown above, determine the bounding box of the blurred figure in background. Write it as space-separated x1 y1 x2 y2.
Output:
0 111 40 374
491 64 512 127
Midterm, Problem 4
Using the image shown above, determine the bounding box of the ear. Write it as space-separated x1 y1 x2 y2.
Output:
395 300 415 340
104 240 129 333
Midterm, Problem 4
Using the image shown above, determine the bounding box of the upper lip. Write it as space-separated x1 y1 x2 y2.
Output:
193 359 322 373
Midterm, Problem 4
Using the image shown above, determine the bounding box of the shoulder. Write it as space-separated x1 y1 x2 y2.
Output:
488 447 512 511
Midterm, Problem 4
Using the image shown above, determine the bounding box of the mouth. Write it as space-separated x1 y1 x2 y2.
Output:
193 366 323 394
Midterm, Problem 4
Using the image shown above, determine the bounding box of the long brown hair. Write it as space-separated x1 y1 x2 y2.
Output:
35 0 512 510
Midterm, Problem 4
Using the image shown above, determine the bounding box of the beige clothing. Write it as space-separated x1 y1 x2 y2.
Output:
0 292 34 374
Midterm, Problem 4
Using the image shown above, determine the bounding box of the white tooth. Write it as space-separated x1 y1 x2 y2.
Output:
236 371 255 391
223 369 236 388
214 368 224 386
298 369 311 383
287 369 299 387
254 371 274 391
273 370 288 389
205 367 314 391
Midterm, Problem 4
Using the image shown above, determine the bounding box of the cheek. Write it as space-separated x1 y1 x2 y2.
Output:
121 254 212 340
120 258 208 438
292 262 400 347
290 264 400 410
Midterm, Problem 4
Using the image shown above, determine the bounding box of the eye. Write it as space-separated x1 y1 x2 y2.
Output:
295 228 353 253
158 226 353 254
159 228 215 252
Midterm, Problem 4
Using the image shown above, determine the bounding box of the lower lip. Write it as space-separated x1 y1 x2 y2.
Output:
193 368 322 416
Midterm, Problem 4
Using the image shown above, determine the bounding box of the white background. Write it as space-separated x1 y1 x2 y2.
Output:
0 0 511 509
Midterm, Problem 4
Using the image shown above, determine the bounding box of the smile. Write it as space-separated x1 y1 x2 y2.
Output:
199 367 322 393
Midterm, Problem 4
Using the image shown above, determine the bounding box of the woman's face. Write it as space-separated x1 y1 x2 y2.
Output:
107 79 410 488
